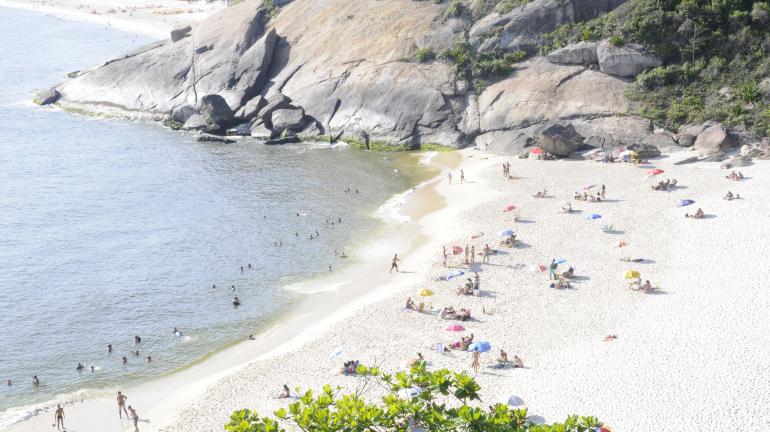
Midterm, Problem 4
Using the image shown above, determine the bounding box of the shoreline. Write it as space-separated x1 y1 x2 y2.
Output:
0 0 225 39
2 150 462 432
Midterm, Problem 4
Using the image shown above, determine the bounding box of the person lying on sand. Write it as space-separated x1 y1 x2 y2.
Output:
726 171 745 181
603 335 618 342
408 352 424 367
724 191 742 200
458 308 471 321
560 202 573 213
685 208 705 219
620 257 645 263
533 189 547 198
562 267 575 279
501 234 517 247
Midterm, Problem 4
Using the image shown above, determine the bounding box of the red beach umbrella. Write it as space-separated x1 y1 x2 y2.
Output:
648 168 664 175
530 147 544 155
503 205 516 212
446 324 465 332
452 246 463 255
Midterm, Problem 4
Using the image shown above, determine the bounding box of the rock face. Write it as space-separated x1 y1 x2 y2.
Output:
694 123 734 156
538 123 585 156
171 105 196 123
36 87 61 105
55 2 277 119
270 108 306 132
546 41 598 65
597 40 662 77
182 114 206 130
200 94 234 126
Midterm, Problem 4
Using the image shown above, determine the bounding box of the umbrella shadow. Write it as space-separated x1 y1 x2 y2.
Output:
599 199 624 203
647 289 671 295
515 218 536 224
635 259 656 264
570 275 591 282
514 241 531 249
476 291 498 298
603 229 625 235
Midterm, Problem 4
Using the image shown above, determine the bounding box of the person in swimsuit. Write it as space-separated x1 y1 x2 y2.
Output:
128 405 139 432
54 404 65 431
117 391 129 419
389 254 400 273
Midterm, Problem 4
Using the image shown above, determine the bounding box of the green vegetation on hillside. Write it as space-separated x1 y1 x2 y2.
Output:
542 0 770 135
224 363 602 432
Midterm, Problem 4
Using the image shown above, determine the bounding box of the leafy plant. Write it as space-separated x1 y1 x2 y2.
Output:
414 48 436 63
443 0 464 20
609 35 624 46
225 363 603 432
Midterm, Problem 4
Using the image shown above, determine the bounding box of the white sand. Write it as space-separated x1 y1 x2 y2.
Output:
7 149 770 432
0 0 224 38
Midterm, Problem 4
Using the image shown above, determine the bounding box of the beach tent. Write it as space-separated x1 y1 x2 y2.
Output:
587 213 602 220
469 341 492 352
625 270 640 279
419 289 433 297
446 324 466 332
677 199 695 207
502 394 527 410
498 229 515 237
648 168 664 175
530 147 544 155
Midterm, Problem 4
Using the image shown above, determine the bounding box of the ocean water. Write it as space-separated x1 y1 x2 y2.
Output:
0 7 423 426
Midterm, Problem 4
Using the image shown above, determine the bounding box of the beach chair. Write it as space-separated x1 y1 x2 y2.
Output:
436 343 445 353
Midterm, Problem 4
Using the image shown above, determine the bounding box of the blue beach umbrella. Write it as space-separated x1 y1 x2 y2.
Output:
443 269 465 281
555 258 567 265
587 213 602 220
469 341 492 353
498 229 515 237
677 199 695 207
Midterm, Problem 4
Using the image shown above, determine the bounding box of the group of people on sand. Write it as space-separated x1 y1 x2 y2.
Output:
501 162 513 179
726 170 745 181
440 306 471 321
685 208 705 219
493 349 524 369
500 234 517 247
340 360 360 375
457 274 481 296
447 170 467 184
574 185 606 202
628 278 654 293
651 178 678 191
724 191 742 200
405 297 424 312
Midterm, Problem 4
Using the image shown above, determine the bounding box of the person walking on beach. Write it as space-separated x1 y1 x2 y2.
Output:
471 351 480 374
54 404 65 431
128 405 139 432
600 184 606 199
470 245 476 263
447 171 453 184
117 391 129 419
548 259 557 280
464 244 470 265
390 254 401 273
483 244 490 263
460 170 466 183
442 246 448 267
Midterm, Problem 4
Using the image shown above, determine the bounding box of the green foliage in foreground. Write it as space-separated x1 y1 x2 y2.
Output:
541 0 770 135
414 48 437 63
225 364 601 432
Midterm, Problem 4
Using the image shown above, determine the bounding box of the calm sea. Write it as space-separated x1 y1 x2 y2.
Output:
0 7 423 428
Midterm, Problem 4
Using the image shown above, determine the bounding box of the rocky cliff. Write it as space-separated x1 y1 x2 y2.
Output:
42 0 718 153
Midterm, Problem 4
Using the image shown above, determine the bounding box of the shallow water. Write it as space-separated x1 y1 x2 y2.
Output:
0 7 423 425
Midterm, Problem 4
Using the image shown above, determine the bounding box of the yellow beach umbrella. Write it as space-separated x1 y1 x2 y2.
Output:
419 289 434 297
624 270 640 279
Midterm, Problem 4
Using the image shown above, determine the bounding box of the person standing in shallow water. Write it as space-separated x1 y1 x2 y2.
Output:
447 171 452 184
117 391 129 419
389 254 400 273
54 404 65 431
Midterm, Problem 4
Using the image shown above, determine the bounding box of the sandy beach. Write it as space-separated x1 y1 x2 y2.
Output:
0 0 224 38
7 146 770 432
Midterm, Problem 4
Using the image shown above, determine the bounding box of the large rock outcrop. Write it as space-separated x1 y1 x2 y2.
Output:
546 41 599 65
596 40 662 77
538 123 585 156
694 123 734 156
55 2 278 119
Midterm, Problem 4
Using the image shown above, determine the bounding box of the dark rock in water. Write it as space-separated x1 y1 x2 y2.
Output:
202 123 226 136
234 96 264 122
171 105 196 123
538 123 584 156
250 122 273 140
197 134 235 143
625 143 661 159
271 108 306 132
200 94 234 127
227 123 252 136
170 26 192 42
259 94 291 123
36 87 61 105
182 113 206 130
694 123 734 156
265 136 300 145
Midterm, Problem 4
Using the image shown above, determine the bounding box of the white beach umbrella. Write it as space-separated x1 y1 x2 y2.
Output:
502 394 527 410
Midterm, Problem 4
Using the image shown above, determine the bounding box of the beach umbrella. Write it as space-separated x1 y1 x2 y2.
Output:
530 264 546 273
617 240 628 248
503 205 516 212
530 147 544 155
469 341 492 352
587 213 602 220
648 168 664 176
397 387 421 399
502 394 527 410
677 199 695 207
446 324 465 332
452 246 463 255
555 258 567 265
498 229 515 237
444 270 465 280
624 270 640 279
419 289 434 297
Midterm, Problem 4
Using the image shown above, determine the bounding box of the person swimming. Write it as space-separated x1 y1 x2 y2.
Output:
233 296 241 306
134 335 141 344
173 327 182 337
76 363 84 371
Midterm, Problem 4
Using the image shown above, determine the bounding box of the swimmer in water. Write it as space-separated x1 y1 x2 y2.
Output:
173 327 182 337
123 357 128 365
248 263 252 269
32 375 39 386
134 335 141 345
233 296 241 306
76 363 84 371
108 344 113 353
146 356 152 362
91 366 95 372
